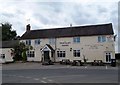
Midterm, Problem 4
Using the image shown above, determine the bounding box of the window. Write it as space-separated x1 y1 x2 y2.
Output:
35 39 40 45
26 40 31 45
49 38 55 44
98 36 106 42
27 51 35 57
0 54 5 59
73 50 80 57
106 52 111 62
57 51 66 57
73 37 80 43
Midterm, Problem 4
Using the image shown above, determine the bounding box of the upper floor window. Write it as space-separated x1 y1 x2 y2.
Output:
98 36 106 42
26 40 31 45
0 54 5 59
73 37 80 43
27 51 35 57
57 51 66 57
35 39 40 45
73 50 80 57
49 38 55 44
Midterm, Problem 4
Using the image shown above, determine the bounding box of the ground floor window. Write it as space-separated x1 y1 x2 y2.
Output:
27 51 35 57
57 51 66 57
0 54 5 59
73 50 80 57
106 52 111 62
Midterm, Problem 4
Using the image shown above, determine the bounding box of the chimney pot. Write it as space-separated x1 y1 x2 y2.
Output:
26 24 31 31
70 24 72 27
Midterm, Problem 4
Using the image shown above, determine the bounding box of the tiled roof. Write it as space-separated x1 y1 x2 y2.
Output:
21 23 114 39
46 44 54 51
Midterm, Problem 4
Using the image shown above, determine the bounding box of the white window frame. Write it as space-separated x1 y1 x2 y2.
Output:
57 51 66 57
73 50 80 57
73 37 80 43
26 40 31 45
27 51 35 58
35 39 41 45
0 54 5 59
98 36 106 42
105 52 112 63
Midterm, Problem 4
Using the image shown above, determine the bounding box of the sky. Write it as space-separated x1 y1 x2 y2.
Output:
0 0 119 52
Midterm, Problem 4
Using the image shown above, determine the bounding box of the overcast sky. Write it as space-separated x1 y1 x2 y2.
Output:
0 0 119 52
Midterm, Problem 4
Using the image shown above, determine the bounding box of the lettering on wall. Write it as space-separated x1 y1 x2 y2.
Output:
85 44 103 49
60 41 71 46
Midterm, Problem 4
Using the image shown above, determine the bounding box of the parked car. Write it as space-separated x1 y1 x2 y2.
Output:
91 60 104 66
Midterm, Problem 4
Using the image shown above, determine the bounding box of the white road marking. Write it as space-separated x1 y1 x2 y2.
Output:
45 74 86 78
18 76 24 78
42 77 47 79
34 78 40 81
25 76 32 79
6 74 13 76
48 79 53 82
11 75 17 77
41 80 47 83
67 66 70 68
3 74 55 83
106 66 108 69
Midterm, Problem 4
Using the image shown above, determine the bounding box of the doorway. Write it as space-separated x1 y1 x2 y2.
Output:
44 51 50 61
105 52 112 63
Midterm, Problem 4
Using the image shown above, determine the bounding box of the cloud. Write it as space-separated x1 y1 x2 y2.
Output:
0 1 118 31
0 0 119 52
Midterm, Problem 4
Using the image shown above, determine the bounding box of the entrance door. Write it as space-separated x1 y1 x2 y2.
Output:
44 51 50 61
105 52 112 63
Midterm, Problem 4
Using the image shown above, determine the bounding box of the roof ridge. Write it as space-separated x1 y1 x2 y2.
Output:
21 23 113 39
29 23 112 31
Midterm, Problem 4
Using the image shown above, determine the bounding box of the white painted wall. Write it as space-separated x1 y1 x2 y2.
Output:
0 48 13 63
21 35 115 63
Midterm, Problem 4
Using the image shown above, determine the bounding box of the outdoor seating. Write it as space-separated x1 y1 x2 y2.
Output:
42 60 54 65
91 60 104 66
72 60 83 66
60 59 71 65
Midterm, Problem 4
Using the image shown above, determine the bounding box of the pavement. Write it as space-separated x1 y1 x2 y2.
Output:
1 62 119 83
1 62 118 70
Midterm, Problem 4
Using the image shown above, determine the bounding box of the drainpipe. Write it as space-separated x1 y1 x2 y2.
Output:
54 37 57 62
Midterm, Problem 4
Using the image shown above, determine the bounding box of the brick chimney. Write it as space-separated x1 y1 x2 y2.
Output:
26 24 31 32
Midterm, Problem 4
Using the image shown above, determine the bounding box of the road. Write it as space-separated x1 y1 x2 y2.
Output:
1 62 119 84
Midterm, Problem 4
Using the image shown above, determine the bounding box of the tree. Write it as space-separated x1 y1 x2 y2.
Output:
1 22 17 41
12 42 33 62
